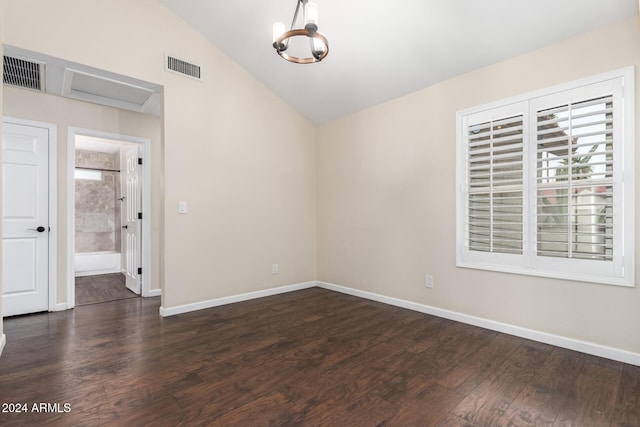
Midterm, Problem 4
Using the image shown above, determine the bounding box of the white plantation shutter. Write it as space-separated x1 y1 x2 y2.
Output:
457 68 634 286
467 114 524 255
535 95 614 261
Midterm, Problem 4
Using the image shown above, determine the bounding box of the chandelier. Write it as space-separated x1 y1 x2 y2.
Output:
272 0 329 64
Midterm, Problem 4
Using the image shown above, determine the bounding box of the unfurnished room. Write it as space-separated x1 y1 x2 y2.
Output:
0 1 639 425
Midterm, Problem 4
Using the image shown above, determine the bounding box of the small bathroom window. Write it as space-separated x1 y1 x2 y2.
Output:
74 169 102 181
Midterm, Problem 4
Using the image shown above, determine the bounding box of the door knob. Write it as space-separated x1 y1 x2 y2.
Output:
28 226 46 232
122 225 128 229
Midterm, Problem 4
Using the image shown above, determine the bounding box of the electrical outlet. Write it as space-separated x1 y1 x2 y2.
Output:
272 264 279 275
425 274 434 288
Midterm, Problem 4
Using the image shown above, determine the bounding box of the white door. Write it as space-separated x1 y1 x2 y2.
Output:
123 145 141 294
2 121 50 316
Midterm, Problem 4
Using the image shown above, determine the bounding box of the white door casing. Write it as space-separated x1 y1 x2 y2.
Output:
2 121 50 316
124 144 141 294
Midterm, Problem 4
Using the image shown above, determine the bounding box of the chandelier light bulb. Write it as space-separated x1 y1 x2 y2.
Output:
273 22 285 44
312 37 326 55
304 2 319 31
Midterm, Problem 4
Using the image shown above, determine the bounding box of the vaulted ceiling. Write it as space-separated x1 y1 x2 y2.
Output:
161 0 638 125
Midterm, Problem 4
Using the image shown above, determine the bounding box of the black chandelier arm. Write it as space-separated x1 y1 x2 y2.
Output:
276 0 304 51
291 0 303 32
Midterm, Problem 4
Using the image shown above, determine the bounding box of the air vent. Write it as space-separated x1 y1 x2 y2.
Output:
3 55 44 91
165 55 201 80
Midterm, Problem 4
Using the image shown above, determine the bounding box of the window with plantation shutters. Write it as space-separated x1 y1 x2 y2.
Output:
456 68 634 287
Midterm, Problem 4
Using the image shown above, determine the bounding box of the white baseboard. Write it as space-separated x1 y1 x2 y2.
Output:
316 281 640 367
146 288 161 297
159 281 317 317
0 333 6 357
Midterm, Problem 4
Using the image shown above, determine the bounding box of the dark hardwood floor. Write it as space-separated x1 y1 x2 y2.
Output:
75 273 138 306
1 287 638 426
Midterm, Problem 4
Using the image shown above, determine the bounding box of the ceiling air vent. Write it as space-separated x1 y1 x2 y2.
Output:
165 55 201 81
3 55 45 91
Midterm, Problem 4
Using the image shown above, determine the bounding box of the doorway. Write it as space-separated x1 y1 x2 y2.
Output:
68 128 151 307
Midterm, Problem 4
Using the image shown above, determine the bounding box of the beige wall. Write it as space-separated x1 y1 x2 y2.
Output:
2 0 318 310
4 87 162 299
317 17 640 355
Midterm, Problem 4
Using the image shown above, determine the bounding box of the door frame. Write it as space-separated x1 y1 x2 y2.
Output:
67 127 153 308
3 116 58 312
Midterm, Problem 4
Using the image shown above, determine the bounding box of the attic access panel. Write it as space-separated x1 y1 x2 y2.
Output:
62 69 158 113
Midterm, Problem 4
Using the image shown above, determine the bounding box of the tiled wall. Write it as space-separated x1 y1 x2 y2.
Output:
75 150 121 253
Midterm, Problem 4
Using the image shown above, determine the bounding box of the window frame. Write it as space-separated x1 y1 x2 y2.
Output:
74 168 103 181
455 67 635 287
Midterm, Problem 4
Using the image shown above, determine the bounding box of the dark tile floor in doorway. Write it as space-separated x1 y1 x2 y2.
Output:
75 273 138 306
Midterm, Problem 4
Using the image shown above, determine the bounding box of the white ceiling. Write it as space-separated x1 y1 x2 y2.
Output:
163 0 638 125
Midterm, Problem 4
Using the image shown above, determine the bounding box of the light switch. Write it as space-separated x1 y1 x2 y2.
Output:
178 201 188 214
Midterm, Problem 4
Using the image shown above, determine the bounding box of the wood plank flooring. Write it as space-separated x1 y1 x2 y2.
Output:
75 273 138 306
1 287 638 426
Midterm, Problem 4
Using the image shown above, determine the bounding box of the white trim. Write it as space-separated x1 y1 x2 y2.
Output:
621 65 636 286
66 131 75 307
147 288 161 297
67 128 154 307
159 281 317 317
316 281 640 367
3 116 58 312
0 334 6 357
455 261 633 287
139 136 152 297
48 124 58 312
54 303 69 312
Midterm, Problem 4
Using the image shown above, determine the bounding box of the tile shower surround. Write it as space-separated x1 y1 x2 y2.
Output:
75 150 121 253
